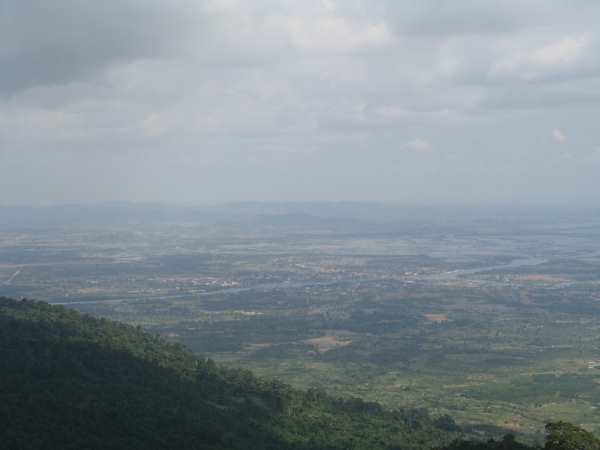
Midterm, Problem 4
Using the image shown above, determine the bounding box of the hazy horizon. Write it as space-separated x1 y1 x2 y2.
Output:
2 1 600 205
2 199 600 210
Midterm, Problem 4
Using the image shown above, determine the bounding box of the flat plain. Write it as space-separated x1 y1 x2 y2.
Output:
2 205 600 440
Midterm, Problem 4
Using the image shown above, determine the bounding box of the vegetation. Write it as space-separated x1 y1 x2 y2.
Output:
544 422 600 450
444 422 600 450
2 297 599 450
1 297 459 450
5 219 600 435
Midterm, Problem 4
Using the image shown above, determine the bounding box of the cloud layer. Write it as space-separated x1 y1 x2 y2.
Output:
1 0 600 205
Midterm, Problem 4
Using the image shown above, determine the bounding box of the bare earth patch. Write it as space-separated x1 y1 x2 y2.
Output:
424 314 449 323
304 335 353 353
513 274 570 283
244 343 273 352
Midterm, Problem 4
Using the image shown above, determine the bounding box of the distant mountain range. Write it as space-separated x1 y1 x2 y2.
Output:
1 201 598 231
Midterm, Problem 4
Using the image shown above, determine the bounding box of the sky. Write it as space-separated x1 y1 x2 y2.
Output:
1 0 599 206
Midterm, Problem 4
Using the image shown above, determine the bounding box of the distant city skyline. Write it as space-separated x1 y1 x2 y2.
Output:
1 1 600 205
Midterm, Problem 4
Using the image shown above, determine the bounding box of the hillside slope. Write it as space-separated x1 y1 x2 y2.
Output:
0 297 459 450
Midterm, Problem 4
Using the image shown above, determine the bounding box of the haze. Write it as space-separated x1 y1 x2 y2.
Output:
1 0 599 206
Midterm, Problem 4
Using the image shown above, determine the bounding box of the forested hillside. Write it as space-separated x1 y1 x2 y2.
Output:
1 297 597 450
0 297 458 450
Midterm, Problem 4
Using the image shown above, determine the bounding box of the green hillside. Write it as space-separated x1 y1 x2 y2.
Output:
0 297 458 450
2 297 598 450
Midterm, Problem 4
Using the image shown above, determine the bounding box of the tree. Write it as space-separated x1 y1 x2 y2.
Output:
545 422 600 450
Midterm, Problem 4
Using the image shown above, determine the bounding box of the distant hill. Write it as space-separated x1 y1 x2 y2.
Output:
0 297 459 450
2 202 598 231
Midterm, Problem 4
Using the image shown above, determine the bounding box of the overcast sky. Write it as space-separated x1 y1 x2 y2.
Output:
1 0 599 206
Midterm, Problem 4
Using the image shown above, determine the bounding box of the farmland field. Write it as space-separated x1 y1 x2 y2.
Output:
2 204 600 440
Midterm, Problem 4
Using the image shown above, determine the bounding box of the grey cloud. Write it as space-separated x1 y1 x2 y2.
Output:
1 0 600 205
481 78 600 111
0 0 202 94
382 1 524 37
